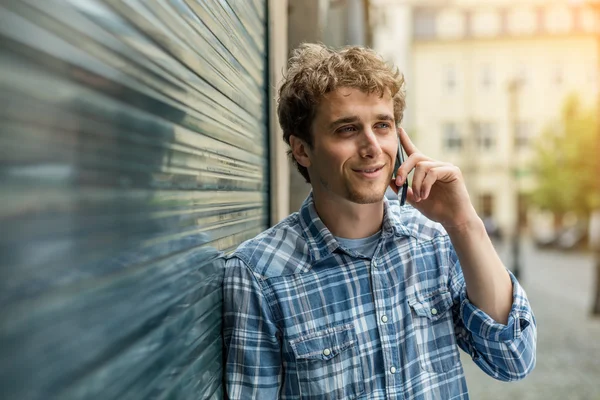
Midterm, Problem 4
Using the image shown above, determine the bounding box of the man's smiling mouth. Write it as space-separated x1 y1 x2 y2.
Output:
353 165 384 173
352 165 386 179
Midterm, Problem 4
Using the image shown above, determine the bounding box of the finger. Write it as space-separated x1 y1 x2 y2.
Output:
395 152 432 186
420 168 440 200
410 161 444 202
421 165 460 200
398 127 419 156
410 161 433 201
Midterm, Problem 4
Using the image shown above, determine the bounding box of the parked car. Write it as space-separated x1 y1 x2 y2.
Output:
555 222 588 250
533 222 588 250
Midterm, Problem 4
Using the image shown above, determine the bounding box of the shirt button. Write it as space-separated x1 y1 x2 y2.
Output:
381 315 388 323
323 348 331 356
372 260 378 268
390 366 397 374
431 308 438 315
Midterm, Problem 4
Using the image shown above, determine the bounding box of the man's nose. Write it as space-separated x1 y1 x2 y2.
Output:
358 128 383 158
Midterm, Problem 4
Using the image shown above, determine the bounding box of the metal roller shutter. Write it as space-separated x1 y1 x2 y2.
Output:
0 0 268 399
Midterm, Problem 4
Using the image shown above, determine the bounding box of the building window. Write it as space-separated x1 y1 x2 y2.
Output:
554 64 563 86
378 8 388 28
513 64 529 88
471 9 501 37
479 193 494 218
414 9 437 39
545 5 573 33
442 123 462 151
474 122 496 151
481 64 493 90
514 121 532 150
579 7 598 32
445 65 457 93
479 193 501 237
507 7 537 35
536 7 545 34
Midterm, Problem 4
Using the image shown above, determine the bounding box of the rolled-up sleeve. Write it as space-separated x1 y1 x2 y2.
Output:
449 250 537 382
223 256 282 399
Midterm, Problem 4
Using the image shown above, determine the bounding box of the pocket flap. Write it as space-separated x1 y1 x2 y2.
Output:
407 289 453 320
290 323 357 361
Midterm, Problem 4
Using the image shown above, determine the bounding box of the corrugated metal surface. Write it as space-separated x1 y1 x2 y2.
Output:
0 0 268 399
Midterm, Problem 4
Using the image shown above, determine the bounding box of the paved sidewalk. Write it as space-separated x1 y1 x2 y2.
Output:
462 241 600 400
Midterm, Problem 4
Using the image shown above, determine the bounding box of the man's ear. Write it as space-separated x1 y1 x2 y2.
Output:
289 135 311 168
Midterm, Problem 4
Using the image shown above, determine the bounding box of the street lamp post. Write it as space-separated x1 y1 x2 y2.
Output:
590 0 600 316
591 212 600 315
508 78 523 280
592 0 600 316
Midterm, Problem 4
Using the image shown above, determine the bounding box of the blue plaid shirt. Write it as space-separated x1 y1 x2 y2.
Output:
223 194 536 399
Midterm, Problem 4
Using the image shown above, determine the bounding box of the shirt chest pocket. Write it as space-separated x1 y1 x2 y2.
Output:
290 323 365 400
407 289 461 374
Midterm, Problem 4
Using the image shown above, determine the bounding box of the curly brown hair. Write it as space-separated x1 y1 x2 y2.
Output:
277 43 406 183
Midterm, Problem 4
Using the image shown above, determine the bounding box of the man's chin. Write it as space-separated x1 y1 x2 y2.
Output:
347 188 387 204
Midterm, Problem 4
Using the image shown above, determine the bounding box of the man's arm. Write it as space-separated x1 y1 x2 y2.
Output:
223 257 282 399
393 126 536 379
447 241 537 381
393 127 513 323
445 214 513 324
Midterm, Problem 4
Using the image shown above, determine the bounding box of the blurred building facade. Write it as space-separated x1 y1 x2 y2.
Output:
371 0 600 237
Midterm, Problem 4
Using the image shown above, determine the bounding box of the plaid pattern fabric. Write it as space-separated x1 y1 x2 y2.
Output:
223 194 536 399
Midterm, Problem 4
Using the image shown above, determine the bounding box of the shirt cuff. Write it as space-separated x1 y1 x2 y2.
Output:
460 271 534 342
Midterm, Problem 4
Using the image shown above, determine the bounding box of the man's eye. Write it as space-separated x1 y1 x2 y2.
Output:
375 122 391 129
338 126 357 133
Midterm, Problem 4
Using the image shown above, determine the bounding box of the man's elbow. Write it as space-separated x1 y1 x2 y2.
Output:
499 352 536 382
494 329 537 382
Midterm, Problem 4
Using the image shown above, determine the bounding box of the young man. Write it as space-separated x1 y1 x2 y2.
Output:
223 44 536 399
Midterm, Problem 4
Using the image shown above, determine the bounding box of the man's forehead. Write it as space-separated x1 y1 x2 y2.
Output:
318 87 394 118
324 86 393 101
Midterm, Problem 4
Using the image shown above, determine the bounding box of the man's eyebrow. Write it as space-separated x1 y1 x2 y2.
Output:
376 114 395 122
328 114 395 130
329 116 359 130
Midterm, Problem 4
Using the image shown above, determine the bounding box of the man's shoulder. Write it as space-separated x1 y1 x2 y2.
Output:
226 212 310 279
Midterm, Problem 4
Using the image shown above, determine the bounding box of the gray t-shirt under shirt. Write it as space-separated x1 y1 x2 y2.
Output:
334 230 382 258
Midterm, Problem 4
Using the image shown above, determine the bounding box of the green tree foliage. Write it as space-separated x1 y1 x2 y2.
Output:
530 95 600 218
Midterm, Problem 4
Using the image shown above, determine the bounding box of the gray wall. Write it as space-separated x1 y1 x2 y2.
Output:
0 1 268 398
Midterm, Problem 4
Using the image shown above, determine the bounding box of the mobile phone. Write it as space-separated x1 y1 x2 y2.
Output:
394 136 408 206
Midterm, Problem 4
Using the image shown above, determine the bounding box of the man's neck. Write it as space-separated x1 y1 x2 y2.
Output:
311 193 384 239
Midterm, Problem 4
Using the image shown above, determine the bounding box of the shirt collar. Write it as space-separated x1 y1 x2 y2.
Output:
298 192 401 262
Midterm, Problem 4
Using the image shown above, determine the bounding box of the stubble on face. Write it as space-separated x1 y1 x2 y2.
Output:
344 167 393 204
317 168 387 204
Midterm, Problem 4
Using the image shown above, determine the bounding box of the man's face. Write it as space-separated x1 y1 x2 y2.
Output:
304 87 397 204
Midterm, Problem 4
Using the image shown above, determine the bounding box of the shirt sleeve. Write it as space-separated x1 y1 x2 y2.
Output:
448 245 537 382
223 256 282 399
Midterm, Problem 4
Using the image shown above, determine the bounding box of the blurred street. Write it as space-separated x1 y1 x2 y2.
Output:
462 240 600 400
